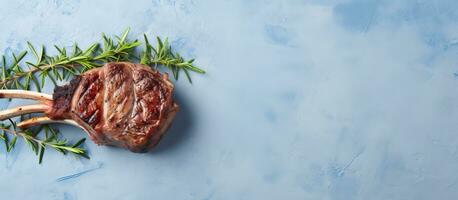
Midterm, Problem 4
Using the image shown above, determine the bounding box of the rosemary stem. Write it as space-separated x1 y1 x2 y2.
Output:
0 127 85 154
0 127 41 144
0 50 131 87
0 64 68 86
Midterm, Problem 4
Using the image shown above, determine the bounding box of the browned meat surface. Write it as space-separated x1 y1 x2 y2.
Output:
47 62 179 152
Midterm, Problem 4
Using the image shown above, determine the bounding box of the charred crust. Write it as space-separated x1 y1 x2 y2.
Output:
48 76 81 119
53 76 81 102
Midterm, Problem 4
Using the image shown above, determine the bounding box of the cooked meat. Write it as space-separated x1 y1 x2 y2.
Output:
0 62 179 152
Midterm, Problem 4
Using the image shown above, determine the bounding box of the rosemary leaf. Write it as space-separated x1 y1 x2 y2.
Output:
184 68 192 84
27 42 39 60
72 138 86 148
7 136 17 152
38 144 45 164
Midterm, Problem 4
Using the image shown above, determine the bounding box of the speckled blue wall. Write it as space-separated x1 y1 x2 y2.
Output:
1 0 458 199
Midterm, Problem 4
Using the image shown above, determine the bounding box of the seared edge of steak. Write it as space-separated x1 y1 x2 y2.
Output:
145 101 179 151
47 76 81 120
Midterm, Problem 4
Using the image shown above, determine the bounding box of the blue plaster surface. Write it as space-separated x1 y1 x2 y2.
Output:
0 0 458 199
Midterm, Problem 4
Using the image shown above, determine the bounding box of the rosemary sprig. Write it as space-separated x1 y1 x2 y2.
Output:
0 28 204 91
0 28 204 163
140 35 205 83
0 29 141 91
0 122 88 164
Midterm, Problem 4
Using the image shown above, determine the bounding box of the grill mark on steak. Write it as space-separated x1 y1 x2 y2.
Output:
101 63 135 147
75 71 104 128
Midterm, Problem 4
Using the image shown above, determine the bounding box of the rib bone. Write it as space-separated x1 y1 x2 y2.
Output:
0 90 52 102
17 116 82 129
0 90 52 121
0 104 49 121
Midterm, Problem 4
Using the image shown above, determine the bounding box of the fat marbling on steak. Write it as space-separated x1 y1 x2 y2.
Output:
47 62 179 152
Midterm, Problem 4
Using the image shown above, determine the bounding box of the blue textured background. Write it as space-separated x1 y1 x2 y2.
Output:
1 0 458 199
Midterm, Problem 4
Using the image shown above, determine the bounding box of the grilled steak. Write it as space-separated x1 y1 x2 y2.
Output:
47 62 179 152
